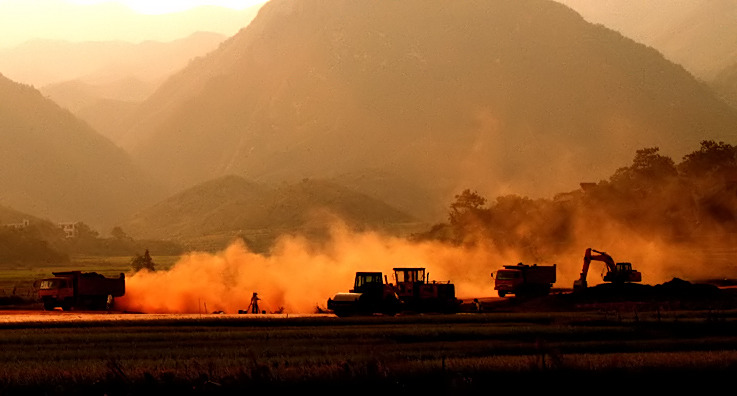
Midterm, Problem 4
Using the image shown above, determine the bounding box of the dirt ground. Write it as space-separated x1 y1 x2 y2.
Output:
3 278 735 322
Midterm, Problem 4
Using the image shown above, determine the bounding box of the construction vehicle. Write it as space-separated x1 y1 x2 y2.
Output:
492 263 556 297
37 271 125 311
573 248 642 291
392 267 460 313
327 272 400 316
327 267 460 316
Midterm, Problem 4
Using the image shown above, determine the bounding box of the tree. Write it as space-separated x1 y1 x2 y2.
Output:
612 147 677 183
74 222 99 240
110 226 130 240
679 140 737 180
448 189 488 225
130 249 155 273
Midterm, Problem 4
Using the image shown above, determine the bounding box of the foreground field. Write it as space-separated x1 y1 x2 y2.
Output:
1 309 737 395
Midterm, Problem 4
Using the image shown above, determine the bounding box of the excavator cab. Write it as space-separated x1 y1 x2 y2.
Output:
603 262 642 283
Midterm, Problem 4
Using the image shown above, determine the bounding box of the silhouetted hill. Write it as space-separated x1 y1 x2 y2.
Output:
41 77 155 113
556 0 737 80
0 74 164 231
3 32 232 144
125 0 737 222
0 32 228 88
119 175 422 252
40 78 151 144
0 205 40 226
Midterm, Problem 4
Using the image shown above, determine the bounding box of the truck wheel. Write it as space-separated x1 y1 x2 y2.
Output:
43 301 56 311
61 300 73 311
498 291 507 298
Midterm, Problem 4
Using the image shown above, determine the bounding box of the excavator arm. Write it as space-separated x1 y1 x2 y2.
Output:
573 248 616 290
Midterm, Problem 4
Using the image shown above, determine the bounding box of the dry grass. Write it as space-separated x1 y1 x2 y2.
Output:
0 311 735 394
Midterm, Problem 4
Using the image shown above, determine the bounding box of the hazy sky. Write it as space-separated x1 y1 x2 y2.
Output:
0 0 268 48
69 0 265 14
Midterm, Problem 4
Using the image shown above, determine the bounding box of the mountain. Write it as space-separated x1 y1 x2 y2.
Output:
119 175 422 252
0 32 229 88
0 204 40 226
0 74 164 231
555 0 737 80
39 77 154 144
124 0 737 223
6 32 234 144
712 63 737 110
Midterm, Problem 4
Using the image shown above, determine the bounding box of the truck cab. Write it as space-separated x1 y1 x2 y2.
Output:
38 276 75 310
493 267 524 297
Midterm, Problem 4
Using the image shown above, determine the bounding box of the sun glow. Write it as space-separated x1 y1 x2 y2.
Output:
69 0 267 15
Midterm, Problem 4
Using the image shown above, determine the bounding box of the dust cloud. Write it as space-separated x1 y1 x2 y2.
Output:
116 209 733 315
115 222 512 314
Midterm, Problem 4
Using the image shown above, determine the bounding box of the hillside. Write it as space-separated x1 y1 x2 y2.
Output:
0 74 164 231
0 205 41 226
40 78 153 144
123 0 737 223
119 175 422 252
0 32 229 88
712 63 737 110
555 0 737 80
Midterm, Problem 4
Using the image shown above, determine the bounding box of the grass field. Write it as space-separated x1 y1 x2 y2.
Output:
0 311 736 394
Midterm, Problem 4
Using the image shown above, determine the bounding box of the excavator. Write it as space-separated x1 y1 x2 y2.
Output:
573 248 642 291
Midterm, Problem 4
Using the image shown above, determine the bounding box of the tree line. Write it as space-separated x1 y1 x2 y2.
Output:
416 140 737 260
0 221 182 266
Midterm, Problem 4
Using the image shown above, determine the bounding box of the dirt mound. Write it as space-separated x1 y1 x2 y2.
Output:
489 279 734 313
558 278 732 310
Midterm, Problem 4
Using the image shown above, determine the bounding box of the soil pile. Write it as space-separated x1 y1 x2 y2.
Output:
490 278 735 312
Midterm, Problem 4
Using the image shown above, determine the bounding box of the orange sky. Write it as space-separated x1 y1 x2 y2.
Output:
0 0 268 48
69 0 266 14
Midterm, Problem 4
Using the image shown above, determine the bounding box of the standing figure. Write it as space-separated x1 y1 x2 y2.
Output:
248 292 261 314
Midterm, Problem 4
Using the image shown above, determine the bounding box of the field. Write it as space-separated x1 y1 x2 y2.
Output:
1 306 737 395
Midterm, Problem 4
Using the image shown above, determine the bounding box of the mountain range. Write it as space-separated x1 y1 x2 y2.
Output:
3 0 737 245
123 0 737 223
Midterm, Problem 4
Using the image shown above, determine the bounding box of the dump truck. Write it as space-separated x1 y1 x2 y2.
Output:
37 271 125 311
327 267 460 316
492 263 556 297
573 248 642 291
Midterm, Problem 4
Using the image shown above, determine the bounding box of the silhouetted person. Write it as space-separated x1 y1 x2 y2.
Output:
248 292 261 314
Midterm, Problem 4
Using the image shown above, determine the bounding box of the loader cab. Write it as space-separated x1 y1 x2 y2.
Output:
394 268 425 284
393 268 426 298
